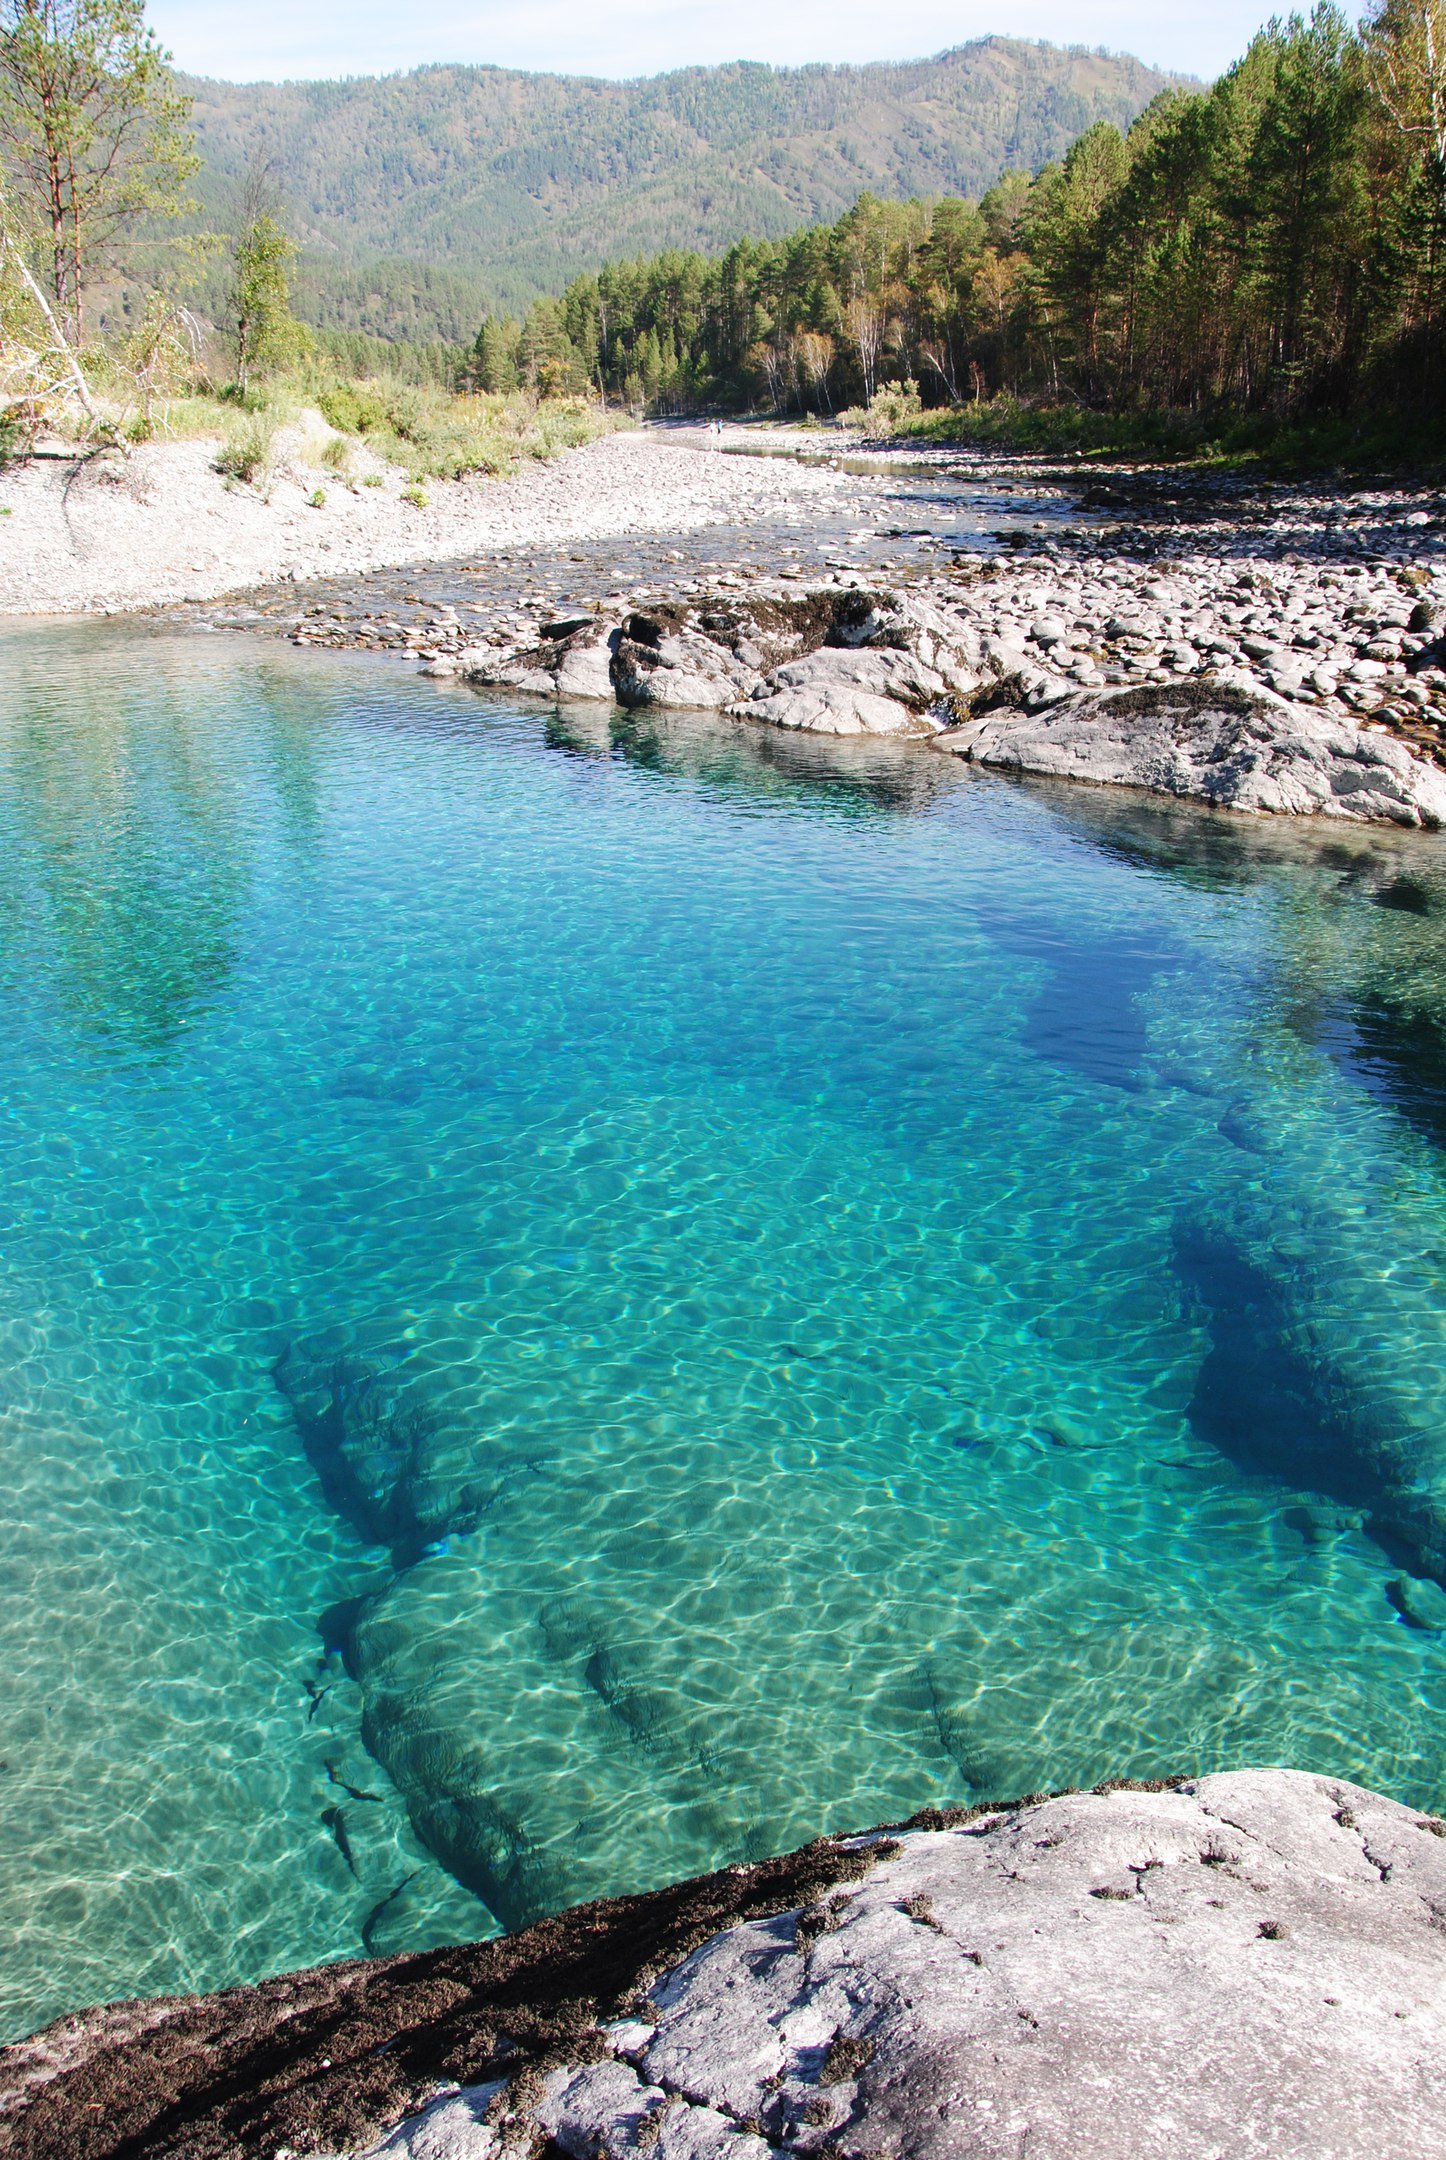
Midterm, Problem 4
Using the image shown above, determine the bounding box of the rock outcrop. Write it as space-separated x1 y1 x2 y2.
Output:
453 581 1446 824
461 589 981 739
936 678 1446 828
7 1772 1444 2160
351 1769 1446 2160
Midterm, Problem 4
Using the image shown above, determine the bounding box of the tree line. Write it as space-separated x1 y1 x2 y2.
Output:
4 0 1445 445
468 3 1446 428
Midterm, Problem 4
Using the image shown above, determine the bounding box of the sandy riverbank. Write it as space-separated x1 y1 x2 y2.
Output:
0 419 855 617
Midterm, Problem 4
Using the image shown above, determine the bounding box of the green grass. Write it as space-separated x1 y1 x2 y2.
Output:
876 396 1446 479
313 377 616 481
36 354 617 485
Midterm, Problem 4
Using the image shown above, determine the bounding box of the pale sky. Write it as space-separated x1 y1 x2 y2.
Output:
147 0 1286 86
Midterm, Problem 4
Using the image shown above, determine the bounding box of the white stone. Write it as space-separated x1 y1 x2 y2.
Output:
734 648 950 736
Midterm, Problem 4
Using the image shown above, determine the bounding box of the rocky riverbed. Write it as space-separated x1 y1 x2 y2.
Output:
4 1771 1443 2160
147 426 1446 824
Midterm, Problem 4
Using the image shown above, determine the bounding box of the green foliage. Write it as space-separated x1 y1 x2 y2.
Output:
0 0 196 339
230 212 310 387
553 7 1446 439
293 255 486 343
310 327 462 385
174 40 1183 322
306 370 612 479
316 380 389 434
212 420 271 482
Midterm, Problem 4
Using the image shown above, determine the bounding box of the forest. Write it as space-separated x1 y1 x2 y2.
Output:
2 0 1443 461
181 39 1178 321
469 4 1446 440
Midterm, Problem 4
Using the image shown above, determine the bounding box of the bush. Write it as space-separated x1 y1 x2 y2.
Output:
317 382 390 435
839 381 925 435
316 381 610 480
214 422 273 483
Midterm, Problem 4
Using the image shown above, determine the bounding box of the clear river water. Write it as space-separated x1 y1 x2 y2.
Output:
3 621 1446 2042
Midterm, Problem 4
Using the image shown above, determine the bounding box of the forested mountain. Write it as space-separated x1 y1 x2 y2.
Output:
181 39 1183 329
490 9 1442 435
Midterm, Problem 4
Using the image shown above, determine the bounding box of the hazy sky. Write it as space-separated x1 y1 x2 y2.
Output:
148 0 1284 86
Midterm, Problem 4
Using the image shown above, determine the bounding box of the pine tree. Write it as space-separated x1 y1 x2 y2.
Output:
0 0 195 340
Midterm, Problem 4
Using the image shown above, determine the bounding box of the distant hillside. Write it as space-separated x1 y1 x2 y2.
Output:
182 39 1186 334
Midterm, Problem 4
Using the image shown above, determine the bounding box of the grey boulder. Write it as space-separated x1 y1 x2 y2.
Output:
613 624 755 709
731 646 955 736
936 678 1446 826
458 588 982 738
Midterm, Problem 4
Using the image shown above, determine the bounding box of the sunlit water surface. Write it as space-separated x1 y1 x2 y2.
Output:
3 623 1446 2041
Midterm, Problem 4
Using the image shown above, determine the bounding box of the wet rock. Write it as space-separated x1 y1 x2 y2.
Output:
459 587 983 738
935 679 1446 827
1387 1575 1446 1631
613 623 754 709
554 626 619 700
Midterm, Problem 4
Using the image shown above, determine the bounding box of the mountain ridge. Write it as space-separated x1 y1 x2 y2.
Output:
180 37 1188 329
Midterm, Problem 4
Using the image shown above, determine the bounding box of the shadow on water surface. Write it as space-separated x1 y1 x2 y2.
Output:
1024 776 1446 1134
1317 995 1446 1154
978 911 1175 1089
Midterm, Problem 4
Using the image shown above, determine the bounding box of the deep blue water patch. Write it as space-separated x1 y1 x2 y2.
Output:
2 624 1446 2037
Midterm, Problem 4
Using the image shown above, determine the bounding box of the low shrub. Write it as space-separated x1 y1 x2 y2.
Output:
214 422 274 483
316 382 390 435
863 395 1446 475
839 381 924 435
308 378 613 480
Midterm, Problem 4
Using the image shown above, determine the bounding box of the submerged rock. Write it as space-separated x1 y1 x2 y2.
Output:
935 678 1446 828
9 1771 1445 2159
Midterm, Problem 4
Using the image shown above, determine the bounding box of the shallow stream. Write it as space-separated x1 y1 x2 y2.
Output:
3 623 1446 2039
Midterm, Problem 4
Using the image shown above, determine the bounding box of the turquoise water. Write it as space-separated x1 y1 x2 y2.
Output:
4 622 1446 2041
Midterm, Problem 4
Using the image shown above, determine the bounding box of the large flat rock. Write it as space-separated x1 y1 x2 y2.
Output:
6 1772 1443 2158
355 1770 1446 2160
936 680 1446 828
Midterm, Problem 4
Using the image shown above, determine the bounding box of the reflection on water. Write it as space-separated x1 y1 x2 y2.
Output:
2 625 1446 2037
